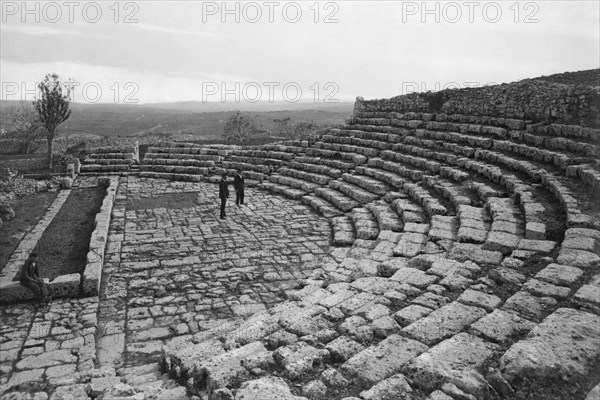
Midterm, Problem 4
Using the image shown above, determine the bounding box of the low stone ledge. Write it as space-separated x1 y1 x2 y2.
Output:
81 176 118 297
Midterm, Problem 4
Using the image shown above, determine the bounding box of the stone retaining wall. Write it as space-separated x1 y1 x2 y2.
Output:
355 80 600 127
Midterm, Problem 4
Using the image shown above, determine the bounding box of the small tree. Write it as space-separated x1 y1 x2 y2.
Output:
34 73 72 168
3 102 46 154
274 117 292 137
292 120 320 140
224 111 256 143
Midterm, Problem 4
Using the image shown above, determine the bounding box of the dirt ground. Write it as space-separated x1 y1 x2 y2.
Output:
0 191 58 273
34 186 106 280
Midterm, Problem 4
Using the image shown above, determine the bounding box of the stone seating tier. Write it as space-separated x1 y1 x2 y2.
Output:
89 153 134 159
145 148 223 161
84 158 135 166
143 158 215 168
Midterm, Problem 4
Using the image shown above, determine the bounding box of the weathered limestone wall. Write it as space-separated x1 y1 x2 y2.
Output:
355 80 600 127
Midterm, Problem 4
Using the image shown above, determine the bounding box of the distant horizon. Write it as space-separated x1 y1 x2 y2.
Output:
2 67 598 108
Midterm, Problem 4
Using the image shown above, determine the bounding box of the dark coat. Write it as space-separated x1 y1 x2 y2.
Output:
234 173 245 191
219 179 229 199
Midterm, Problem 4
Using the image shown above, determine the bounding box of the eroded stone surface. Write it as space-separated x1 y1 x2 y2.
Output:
500 308 600 384
405 333 497 397
342 334 428 386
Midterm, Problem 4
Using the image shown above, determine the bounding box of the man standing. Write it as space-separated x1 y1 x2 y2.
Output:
234 169 245 206
219 173 229 219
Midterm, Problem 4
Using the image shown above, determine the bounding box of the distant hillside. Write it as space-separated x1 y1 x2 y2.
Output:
0 101 354 139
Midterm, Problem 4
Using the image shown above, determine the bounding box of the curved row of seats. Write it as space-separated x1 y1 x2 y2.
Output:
80 107 597 254
81 145 138 174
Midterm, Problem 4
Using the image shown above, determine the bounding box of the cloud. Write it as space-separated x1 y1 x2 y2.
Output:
132 23 222 38
0 60 261 104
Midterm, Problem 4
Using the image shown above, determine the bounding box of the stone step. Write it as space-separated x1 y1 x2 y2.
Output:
81 164 131 173
342 173 388 196
305 147 368 165
258 182 306 200
145 151 222 162
286 160 343 178
331 215 356 246
293 156 355 171
301 194 344 218
355 166 406 189
365 201 404 232
84 158 135 165
268 175 319 192
315 141 380 158
402 183 448 217
350 207 379 240
140 165 209 175
278 167 332 185
138 171 204 182
142 158 216 168
329 180 379 204
391 198 427 224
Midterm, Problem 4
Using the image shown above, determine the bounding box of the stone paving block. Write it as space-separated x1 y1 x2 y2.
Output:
517 239 556 254
280 314 333 337
534 263 584 286
457 227 488 243
522 278 571 299
500 308 600 385
525 221 546 240
556 248 600 268
317 289 357 309
359 373 413 400
428 259 480 278
426 390 454 400
15 349 77 370
274 341 329 379
458 289 502 312
449 243 503 265
371 316 401 339
163 338 225 381
390 268 439 288
470 309 535 343
338 292 378 314
405 333 497 397
326 336 365 362
402 302 487 345
439 274 473 292
489 267 527 285
502 291 557 322
342 334 428 387
234 376 308 400
562 235 600 253
198 341 273 394
411 292 450 310
484 231 521 254
49 384 90 400
573 275 600 312
393 305 434 327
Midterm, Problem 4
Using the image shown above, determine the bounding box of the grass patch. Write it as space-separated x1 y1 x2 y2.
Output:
33 185 107 281
0 191 58 273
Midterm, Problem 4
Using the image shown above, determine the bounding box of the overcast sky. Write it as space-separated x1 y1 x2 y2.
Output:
1 0 598 104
